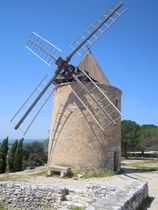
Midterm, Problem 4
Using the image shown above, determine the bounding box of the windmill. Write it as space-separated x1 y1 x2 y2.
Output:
11 2 127 172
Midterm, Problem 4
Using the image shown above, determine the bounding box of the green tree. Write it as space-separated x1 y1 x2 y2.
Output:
23 141 47 169
8 139 18 172
137 124 158 155
121 120 140 158
14 138 24 172
0 137 9 173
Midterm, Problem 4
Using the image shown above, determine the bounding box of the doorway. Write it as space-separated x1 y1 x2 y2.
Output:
114 151 119 172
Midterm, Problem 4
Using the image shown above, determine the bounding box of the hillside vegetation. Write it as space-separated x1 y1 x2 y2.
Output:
0 138 48 174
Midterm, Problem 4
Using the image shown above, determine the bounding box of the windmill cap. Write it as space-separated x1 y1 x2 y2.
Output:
78 51 110 86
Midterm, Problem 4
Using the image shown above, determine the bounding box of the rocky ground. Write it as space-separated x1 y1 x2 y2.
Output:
0 158 158 209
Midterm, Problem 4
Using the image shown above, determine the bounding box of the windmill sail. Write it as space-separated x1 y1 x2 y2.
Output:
68 2 127 59
13 1 127 134
25 2 127 65
23 93 52 135
26 32 62 67
10 75 48 123
71 70 121 129
12 76 53 131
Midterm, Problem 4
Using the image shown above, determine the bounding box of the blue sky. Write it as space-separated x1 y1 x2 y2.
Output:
0 0 158 140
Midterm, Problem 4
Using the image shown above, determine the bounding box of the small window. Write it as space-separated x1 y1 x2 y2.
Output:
115 99 119 107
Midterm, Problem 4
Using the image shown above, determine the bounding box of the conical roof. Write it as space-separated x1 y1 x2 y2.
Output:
78 51 110 85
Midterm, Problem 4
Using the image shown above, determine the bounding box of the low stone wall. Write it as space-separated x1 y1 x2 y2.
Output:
86 182 148 210
0 181 148 210
0 182 68 209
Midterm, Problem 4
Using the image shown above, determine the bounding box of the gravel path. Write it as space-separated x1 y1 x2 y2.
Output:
27 173 130 189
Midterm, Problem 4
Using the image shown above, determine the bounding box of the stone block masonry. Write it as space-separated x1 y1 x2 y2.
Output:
0 181 148 210
48 82 122 173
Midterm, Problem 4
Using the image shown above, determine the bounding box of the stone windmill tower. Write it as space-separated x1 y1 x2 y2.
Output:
12 2 127 173
48 50 122 172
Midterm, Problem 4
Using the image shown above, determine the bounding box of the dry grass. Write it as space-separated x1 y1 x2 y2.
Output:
0 166 48 182
121 158 158 172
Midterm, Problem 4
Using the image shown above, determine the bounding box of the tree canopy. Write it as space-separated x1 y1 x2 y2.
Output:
121 120 140 158
137 124 158 154
13 138 24 172
121 120 158 157
0 137 8 173
22 140 47 169
0 138 48 174
8 139 18 172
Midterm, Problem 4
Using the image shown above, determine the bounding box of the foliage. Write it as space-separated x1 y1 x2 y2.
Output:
121 120 158 158
0 137 8 173
22 141 47 169
121 120 140 158
137 124 158 154
0 138 47 174
8 140 18 172
13 138 24 172
42 138 49 150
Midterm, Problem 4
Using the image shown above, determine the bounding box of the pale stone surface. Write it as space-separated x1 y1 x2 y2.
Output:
48 82 122 172
48 165 72 177
0 180 148 210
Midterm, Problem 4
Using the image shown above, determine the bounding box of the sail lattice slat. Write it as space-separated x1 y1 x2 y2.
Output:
26 32 62 66
70 71 121 130
69 3 127 57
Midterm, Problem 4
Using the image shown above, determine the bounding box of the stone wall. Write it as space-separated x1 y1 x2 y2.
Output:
0 182 68 209
0 181 148 210
86 181 148 210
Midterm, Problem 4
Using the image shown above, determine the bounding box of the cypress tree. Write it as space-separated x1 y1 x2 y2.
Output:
14 138 24 172
0 137 9 173
8 139 18 172
0 157 3 173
